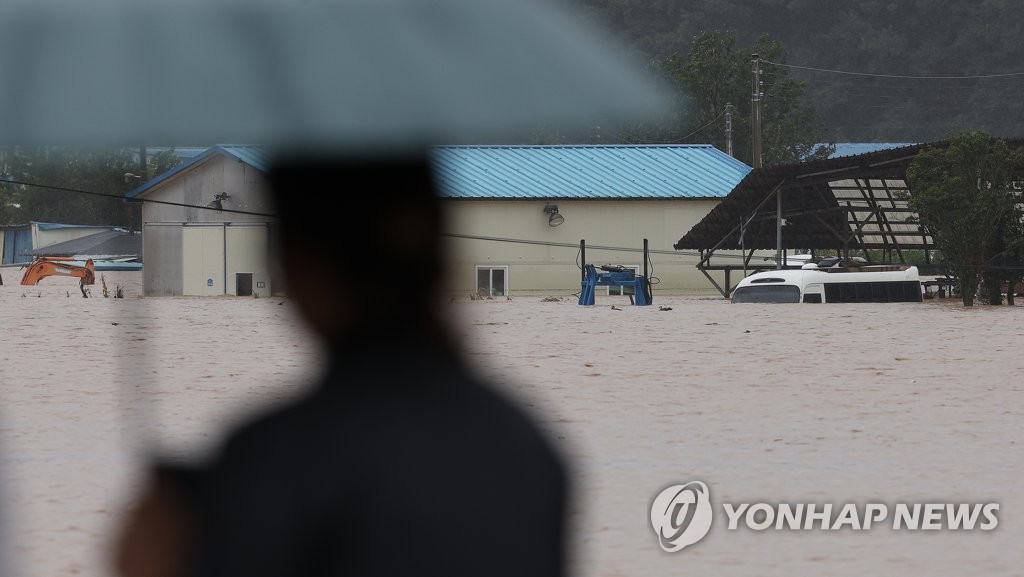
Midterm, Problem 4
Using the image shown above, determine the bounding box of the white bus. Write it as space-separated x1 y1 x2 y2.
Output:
731 257 923 304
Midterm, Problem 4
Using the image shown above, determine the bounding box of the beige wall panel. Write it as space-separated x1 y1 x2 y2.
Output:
441 199 741 296
182 226 225 296
225 226 270 295
143 224 182 296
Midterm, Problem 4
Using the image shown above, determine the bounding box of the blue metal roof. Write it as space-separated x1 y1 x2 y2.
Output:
126 145 270 198
828 142 918 158
32 221 117 230
144 146 209 160
430 145 751 199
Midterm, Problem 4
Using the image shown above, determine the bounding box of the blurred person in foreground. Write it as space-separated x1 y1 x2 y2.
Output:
113 148 569 577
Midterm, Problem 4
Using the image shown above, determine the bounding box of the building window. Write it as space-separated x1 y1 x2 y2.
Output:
607 265 639 296
476 266 508 297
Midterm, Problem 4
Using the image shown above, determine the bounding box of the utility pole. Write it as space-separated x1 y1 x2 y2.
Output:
724 103 734 157
139 144 148 181
120 146 149 235
750 54 763 169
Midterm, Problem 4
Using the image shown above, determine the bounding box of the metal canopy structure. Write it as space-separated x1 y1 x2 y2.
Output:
673 138 1024 297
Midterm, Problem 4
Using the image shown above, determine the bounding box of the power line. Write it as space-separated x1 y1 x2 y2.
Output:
628 111 725 144
678 111 726 141
0 178 275 217
774 76 1024 90
442 232 755 261
1 178 812 263
763 59 1024 80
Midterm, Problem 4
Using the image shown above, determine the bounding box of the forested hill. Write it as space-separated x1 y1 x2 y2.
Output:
572 0 1024 143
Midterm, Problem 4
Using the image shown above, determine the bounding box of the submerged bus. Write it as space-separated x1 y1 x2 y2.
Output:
731 257 923 304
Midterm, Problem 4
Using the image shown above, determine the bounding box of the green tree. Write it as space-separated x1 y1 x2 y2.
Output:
0 148 18 225
148 148 186 178
1 146 184 229
629 30 833 164
985 196 1024 305
904 132 1023 306
573 0 1024 141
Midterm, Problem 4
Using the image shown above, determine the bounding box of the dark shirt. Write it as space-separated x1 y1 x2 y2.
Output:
161 328 568 577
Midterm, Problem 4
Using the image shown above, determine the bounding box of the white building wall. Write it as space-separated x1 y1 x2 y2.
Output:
140 152 277 296
142 223 182 296
140 155 272 225
442 199 735 296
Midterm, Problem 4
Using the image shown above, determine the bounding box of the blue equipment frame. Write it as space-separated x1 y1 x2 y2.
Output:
578 264 652 306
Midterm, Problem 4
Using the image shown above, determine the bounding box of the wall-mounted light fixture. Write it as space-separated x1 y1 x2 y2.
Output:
207 192 231 211
543 203 564 227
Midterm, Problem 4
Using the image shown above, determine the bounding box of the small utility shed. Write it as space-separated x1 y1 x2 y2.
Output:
432 145 751 296
2 222 116 265
126 145 277 296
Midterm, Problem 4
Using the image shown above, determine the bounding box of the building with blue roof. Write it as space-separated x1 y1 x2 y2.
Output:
130 143 750 297
2 221 120 266
127 145 277 296
432 144 751 296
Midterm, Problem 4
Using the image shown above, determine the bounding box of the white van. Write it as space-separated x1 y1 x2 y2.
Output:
731 257 923 303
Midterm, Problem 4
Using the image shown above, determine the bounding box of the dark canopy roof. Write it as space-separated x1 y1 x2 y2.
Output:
674 138 1024 253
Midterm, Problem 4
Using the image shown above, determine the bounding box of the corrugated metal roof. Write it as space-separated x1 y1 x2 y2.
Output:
27 229 140 258
430 145 751 199
829 142 918 158
32 221 116 230
672 138 1020 252
127 145 270 198
220 145 272 171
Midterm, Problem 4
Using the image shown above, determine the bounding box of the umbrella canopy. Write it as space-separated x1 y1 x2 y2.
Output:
0 0 672 147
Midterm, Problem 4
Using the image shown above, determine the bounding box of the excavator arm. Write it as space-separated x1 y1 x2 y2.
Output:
21 257 96 286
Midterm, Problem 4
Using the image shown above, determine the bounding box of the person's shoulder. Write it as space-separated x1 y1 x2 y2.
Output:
437 366 567 469
209 355 565 474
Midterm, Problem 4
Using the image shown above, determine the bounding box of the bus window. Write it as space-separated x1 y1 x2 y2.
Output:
732 285 800 303
824 281 922 303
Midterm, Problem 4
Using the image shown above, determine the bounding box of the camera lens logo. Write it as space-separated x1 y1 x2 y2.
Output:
650 481 713 552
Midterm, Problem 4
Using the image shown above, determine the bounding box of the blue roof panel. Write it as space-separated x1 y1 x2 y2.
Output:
32 221 116 230
430 145 751 199
828 142 918 158
126 145 269 198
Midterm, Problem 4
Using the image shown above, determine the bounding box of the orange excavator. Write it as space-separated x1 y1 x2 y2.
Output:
21 257 96 286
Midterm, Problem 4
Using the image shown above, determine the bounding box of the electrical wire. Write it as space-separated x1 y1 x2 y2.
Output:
678 111 726 142
1 177 777 263
760 59 1024 139
14 178 998 272
642 243 658 303
762 60 1024 80
628 111 726 145
441 232 756 261
0 178 275 217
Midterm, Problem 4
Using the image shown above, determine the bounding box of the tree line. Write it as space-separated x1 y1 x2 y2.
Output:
573 0 1024 144
530 28 833 167
0 147 183 229
905 132 1024 306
